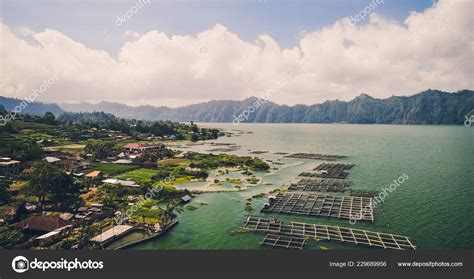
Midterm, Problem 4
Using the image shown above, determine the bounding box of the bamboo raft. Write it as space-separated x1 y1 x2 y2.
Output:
260 233 307 250
288 178 351 192
300 171 348 179
296 163 355 180
313 163 354 171
262 192 374 222
244 217 416 250
284 153 347 161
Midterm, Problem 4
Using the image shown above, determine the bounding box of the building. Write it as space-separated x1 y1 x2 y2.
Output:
36 225 71 247
0 158 21 175
90 225 134 244
85 171 102 179
102 179 140 188
13 216 70 233
123 143 164 154
181 195 192 203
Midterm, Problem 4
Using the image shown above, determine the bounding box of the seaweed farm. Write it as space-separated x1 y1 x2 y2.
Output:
244 217 416 250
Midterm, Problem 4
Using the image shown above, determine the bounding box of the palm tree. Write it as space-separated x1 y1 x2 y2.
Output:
162 200 183 225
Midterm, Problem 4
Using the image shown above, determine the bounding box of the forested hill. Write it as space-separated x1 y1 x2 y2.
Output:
1 89 473 124
58 90 474 125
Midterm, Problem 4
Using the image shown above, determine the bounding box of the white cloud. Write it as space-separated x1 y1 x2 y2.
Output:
15 26 37 37
0 0 472 107
123 30 142 40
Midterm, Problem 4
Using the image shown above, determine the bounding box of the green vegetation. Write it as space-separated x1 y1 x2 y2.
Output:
185 152 270 171
0 224 27 248
246 177 260 184
0 109 275 250
84 141 116 160
90 163 140 175
116 168 160 183
28 161 80 205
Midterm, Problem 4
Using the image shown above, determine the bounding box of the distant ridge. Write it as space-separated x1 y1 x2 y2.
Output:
1 90 473 124
0 96 64 116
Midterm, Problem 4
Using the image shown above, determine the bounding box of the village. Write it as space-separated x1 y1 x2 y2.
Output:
0 112 270 249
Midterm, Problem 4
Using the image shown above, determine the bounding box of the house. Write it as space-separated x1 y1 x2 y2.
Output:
13 216 70 233
181 195 192 203
44 157 61 163
36 225 71 247
0 159 21 175
123 143 164 154
112 159 133 164
85 171 102 179
59 213 74 221
102 179 140 187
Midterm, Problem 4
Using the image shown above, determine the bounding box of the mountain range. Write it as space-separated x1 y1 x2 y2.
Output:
1 90 473 124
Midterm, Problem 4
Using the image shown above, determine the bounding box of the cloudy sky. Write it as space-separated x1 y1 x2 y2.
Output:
0 0 472 107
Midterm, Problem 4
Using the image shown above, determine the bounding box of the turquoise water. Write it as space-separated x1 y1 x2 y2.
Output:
135 124 474 250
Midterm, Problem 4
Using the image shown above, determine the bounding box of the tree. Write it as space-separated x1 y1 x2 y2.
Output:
41 112 56 125
0 178 12 204
191 133 199 142
9 140 43 161
161 200 183 225
84 141 115 160
135 147 174 165
28 162 77 205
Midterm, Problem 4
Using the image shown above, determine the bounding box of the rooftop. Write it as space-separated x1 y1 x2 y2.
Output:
86 170 102 178
13 216 70 232
90 225 134 243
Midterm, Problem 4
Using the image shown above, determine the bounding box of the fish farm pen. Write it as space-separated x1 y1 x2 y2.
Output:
297 163 355 179
261 192 374 222
313 163 354 171
299 171 349 179
246 153 416 250
244 217 416 251
288 178 351 192
284 153 348 160
260 233 307 250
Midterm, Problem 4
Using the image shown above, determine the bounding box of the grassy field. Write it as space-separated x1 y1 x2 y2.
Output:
116 168 160 182
90 163 140 176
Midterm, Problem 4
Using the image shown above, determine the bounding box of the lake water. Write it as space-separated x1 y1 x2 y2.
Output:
135 124 474 250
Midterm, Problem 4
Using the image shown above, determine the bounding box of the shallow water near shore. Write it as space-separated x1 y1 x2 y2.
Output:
133 124 474 250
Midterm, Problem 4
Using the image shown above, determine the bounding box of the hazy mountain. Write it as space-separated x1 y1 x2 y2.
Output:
0 96 64 116
1 90 473 124
58 90 474 125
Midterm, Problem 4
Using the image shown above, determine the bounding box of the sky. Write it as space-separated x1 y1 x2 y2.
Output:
0 0 473 107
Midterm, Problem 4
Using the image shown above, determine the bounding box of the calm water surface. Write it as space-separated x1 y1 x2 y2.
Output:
135 124 473 250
